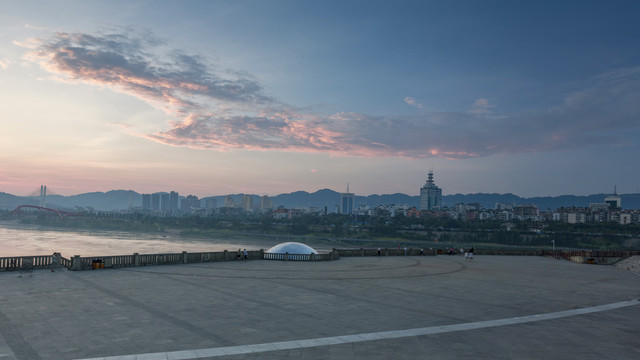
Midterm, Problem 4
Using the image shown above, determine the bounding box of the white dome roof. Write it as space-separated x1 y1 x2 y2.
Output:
265 242 319 255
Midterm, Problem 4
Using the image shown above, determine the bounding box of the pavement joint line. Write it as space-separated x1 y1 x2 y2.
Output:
73 298 640 360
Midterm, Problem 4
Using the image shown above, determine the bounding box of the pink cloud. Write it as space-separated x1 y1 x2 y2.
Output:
18 30 640 160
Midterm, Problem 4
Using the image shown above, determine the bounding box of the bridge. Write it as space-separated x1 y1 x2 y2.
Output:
11 204 81 218
11 185 82 217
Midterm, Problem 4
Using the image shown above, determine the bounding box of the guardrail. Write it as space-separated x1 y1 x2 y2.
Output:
0 254 62 272
65 249 267 270
3 248 639 272
335 248 433 257
263 252 337 261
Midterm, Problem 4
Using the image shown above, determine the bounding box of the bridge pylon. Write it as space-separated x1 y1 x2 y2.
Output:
40 185 47 207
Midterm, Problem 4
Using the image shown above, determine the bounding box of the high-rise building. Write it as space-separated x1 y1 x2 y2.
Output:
261 195 272 211
605 186 621 210
169 191 180 211
340 184 355 214
419 170 442 211
241 194 253 211
185 195 200 210
205 198 217 209
160 193 171 211
142 194 152 210
224 195 235 208
151 193 161 210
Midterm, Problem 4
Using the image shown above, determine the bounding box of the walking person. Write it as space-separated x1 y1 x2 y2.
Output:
243 249 248 261
377 248 381 256
237 248 241 261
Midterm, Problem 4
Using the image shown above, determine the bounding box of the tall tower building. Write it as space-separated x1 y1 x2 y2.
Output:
419 170 442 211
340 184 355 215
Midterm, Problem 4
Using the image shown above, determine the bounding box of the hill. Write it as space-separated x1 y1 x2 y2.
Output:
2 189 639 212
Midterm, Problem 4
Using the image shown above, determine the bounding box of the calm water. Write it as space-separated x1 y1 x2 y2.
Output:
0 221 274 258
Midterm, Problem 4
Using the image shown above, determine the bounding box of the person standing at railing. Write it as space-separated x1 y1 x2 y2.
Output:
237 248 242 261
50 252 59 272
243 249 248 261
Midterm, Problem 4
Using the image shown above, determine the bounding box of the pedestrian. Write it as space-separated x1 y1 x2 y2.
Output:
377 248 381 256
237 248 241 261
50 252 58 272
404 247 407 256
468 247 474 261
420 248 424 256
243 249 248 261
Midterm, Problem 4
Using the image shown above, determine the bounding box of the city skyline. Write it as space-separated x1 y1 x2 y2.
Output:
2 1 640 198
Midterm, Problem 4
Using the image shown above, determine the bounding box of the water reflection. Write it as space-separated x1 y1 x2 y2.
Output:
0 222 261 258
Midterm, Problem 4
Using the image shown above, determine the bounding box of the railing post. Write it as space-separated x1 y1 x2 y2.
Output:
260 249 264 259
224 250 228 261
182 251 187 264
133 253 139 267
71 255 82 271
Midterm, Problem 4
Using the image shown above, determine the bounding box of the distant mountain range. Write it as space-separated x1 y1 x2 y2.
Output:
2 189 639 212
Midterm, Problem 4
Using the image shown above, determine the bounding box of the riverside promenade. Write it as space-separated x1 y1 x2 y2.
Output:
0 255 638 360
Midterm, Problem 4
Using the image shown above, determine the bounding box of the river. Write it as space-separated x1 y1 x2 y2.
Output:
0 221 280 258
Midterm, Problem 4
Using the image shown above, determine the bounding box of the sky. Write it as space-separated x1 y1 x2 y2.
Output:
1 0 640 198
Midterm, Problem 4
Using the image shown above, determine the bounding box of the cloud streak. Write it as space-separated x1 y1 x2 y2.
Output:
404 96 425 109
20 30 640 159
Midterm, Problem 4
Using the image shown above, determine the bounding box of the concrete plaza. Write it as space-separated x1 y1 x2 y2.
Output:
0 255 638 360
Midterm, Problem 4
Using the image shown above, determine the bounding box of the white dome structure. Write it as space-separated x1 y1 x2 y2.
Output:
265 242 319 255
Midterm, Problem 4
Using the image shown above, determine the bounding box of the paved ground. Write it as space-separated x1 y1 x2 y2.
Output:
0 255 638 360
615 255 640 275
